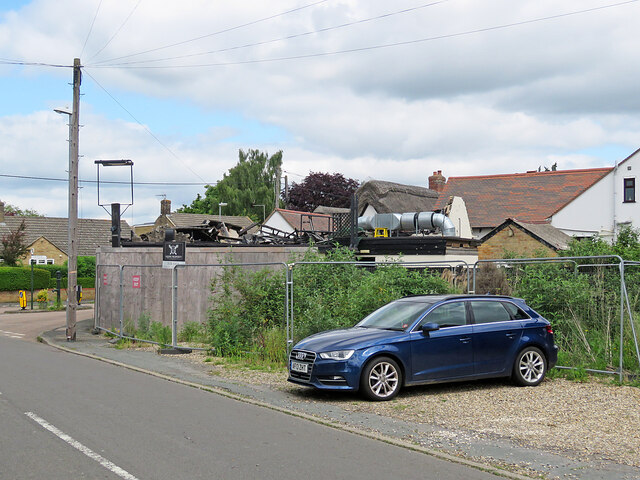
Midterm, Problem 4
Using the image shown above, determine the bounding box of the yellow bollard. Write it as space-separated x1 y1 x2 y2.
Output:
18 290 27 310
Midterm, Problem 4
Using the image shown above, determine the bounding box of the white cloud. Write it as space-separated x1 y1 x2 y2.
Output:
1 0 640 224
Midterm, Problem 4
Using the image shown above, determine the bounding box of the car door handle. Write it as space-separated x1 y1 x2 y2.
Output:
459 337 471 343
505 332 516 339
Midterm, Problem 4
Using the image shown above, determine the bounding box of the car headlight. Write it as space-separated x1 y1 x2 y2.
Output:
319 350 355 360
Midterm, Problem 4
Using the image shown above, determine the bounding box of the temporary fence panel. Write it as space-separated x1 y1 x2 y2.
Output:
173 262 289 353
287 260 471 351
121 265 172 334
473 256 640 380
96 261 289 356
95 264 123 332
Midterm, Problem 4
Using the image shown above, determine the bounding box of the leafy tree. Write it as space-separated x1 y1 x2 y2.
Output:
3 203 41 217
180 149 282 220
65 256 96 278
1 220 29 266
287 172 359 212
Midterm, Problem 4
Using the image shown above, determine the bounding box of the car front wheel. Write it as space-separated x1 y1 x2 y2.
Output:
513 347 547 386
360 356 402 401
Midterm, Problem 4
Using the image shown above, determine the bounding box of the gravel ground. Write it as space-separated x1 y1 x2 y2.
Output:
190 354 640 469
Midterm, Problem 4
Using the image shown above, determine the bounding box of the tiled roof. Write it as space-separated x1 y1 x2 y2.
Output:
435 168 612 228
356 180 439 215
482 218 572 251
274 208 333 232
164 213 255 230
0 216 132 256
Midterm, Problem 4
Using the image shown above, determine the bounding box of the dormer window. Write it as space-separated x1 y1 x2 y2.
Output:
624 178 635 203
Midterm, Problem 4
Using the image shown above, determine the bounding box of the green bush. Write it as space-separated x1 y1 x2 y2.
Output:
0 266 50 291
148 322 172 345
33 264 67 279
178 321 208 343
46 276 94 289
207 247 456 360
77 256 96 279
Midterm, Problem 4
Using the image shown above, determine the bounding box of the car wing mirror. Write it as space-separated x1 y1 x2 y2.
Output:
421 322 440 335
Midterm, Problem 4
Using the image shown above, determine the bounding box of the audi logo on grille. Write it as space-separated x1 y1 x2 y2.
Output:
296 352 306 360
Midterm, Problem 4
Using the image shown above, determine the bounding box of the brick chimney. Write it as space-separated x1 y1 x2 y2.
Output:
428 170 446 192
160 199 171 216
0 201 4 223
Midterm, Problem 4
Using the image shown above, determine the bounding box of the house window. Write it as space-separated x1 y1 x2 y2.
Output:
624 178 635 203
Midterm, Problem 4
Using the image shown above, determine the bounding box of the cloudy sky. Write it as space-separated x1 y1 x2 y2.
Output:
1 0 639 224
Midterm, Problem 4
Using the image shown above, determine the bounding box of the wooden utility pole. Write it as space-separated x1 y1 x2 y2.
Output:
66 58 81 341
274 166 281 210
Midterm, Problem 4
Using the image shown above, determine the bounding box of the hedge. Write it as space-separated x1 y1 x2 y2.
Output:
35 264 68 279
29 257 96 280
48 277 95 289
0 267 50 291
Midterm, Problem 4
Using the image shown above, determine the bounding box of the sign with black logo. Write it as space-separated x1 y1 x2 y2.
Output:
162 241 186 268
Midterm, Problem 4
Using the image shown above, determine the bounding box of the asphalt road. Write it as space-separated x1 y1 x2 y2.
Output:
0 306 94 342
0 314 505 480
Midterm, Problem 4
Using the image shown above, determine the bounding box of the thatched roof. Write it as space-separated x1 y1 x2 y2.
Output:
356 180 439 215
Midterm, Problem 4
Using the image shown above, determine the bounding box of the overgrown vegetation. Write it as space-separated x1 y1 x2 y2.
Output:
207 247 455 363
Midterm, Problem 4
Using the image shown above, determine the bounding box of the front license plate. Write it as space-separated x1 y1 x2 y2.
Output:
291 361 308 374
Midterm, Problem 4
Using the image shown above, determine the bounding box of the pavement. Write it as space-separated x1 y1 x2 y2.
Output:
39 317 640 480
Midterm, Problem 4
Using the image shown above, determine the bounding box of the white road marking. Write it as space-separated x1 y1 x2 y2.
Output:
0 329 25 338
25 412 139 480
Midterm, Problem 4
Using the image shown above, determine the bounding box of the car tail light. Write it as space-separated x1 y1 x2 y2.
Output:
546 325 554 334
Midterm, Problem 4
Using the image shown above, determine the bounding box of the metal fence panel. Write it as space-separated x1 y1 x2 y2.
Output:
472 256 640 380
95 264 123 332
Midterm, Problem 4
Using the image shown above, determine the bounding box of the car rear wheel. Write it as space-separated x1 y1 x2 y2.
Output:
360 356 402 401
513 347 547 386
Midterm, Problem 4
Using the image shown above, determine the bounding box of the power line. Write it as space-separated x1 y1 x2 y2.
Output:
89 0 640 70
88 0 144 62
90 0 449 68
0 173 216 186
91 0 329 65
83 69 207 183
80 0 104 58
0 59 72 68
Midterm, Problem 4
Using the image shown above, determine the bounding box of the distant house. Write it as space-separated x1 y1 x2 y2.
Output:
262 208 333 235
136 199 258 241
0 201 132 265
433 168 613 239
478 218 572 260
549 148 640 241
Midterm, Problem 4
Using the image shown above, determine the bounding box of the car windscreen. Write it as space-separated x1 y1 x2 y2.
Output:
356 301 431 330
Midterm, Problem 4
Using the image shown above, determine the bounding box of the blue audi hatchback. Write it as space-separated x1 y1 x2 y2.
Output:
288 295 558 401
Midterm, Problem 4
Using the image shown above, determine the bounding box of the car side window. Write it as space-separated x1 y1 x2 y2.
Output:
421 301 467 328
470 301 512 324
501 302 530 320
